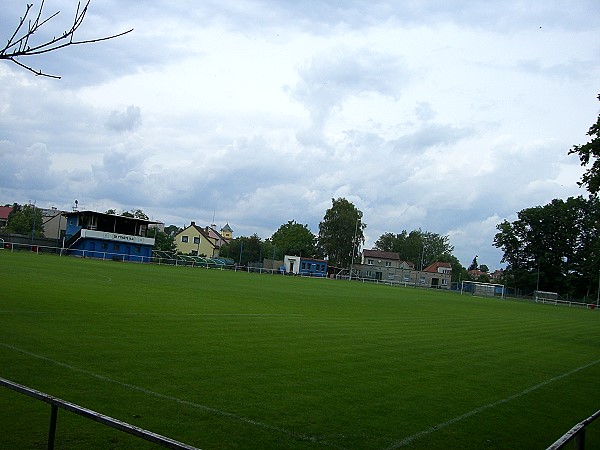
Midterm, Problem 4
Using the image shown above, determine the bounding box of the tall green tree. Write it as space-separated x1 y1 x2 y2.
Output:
5 204 44 237
151 229 177 252
318 198 366 268
219 234 263 266
494 196 600 298
569 94 600 196
374 229 454 269
270 220 317 258
468 256 479 271
130 209 149 220
164 225 182 236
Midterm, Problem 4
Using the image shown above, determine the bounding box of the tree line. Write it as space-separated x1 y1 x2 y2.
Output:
218 198 467 280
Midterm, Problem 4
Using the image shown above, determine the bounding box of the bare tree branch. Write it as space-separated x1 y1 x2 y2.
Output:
1 1 133 79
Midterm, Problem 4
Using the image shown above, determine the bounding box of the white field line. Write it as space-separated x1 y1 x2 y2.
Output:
387 357 600 449
0 312 303 317
0 343 339 448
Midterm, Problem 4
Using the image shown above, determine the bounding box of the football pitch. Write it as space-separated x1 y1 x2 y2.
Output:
1 251 599 449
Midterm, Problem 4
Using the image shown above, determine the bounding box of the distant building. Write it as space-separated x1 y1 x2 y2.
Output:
0 206 12 228
284 255 328 277
354 249 414 281
220 223 233 240
63 210 158 261
174 221 232 257
468 269 488 280
203 224 233 253
490 269 504 281
352 249 452 289
422 261 452 289
39 207 68 240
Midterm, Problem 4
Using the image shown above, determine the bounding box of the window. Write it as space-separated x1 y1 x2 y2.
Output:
101 242 108 250
385 261 391 267
419 276 426 284
135 246 141 253
193 236 200 244
442 278 448 286
181 236 188 243
114 244 120 252
367 259 374 265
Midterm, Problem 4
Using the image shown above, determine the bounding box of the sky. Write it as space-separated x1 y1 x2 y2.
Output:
1 1 599 270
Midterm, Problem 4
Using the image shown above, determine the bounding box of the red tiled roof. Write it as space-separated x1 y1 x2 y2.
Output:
0 206 13 220
423 261 452 273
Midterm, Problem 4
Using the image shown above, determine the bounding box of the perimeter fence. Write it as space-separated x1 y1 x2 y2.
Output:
0 377 199 450
546 409 600 450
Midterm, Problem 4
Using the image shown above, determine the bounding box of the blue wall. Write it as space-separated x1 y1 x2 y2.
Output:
68 238 153 262
298 258 328 277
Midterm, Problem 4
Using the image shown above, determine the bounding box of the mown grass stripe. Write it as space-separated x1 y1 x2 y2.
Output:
389 357 600 448
0 342 344 448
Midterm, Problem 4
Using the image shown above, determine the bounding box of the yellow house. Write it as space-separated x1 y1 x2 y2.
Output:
220 223 233 240
175 222 218 257
175 221 233 257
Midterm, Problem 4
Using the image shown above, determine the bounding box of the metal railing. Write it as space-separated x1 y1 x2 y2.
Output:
547 409 600 450
0 377 199 450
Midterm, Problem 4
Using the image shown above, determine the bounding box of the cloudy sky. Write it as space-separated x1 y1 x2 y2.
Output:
1 1 599 269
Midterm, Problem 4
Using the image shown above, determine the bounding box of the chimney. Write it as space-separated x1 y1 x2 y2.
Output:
191 221 195 227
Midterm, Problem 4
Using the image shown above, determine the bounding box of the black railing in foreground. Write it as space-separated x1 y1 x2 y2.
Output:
547 409 600 450
0 377 199 450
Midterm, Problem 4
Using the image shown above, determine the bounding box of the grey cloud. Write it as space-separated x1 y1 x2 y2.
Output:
105 105 142 132
253 0 599 32
0 142 60 191
391 124 475 152
515 59 591 80
291 49 407 130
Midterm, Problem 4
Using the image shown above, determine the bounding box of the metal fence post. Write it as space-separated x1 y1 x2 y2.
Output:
575 428 585 450
48 404 58 450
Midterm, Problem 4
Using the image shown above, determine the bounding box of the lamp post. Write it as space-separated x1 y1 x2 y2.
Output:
350 218 359 281
30 203 37 246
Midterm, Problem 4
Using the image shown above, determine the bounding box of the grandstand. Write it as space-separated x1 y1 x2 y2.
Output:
151 251 234 269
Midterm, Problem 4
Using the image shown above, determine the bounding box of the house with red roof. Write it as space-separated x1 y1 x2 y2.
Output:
423 261 453 288
0 205 13 229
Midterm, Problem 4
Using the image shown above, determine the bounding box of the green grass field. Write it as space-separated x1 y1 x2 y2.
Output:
1 250 599 449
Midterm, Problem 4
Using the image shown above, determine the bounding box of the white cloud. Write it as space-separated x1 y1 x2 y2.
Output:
0 0 598 270
105 105 142 132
